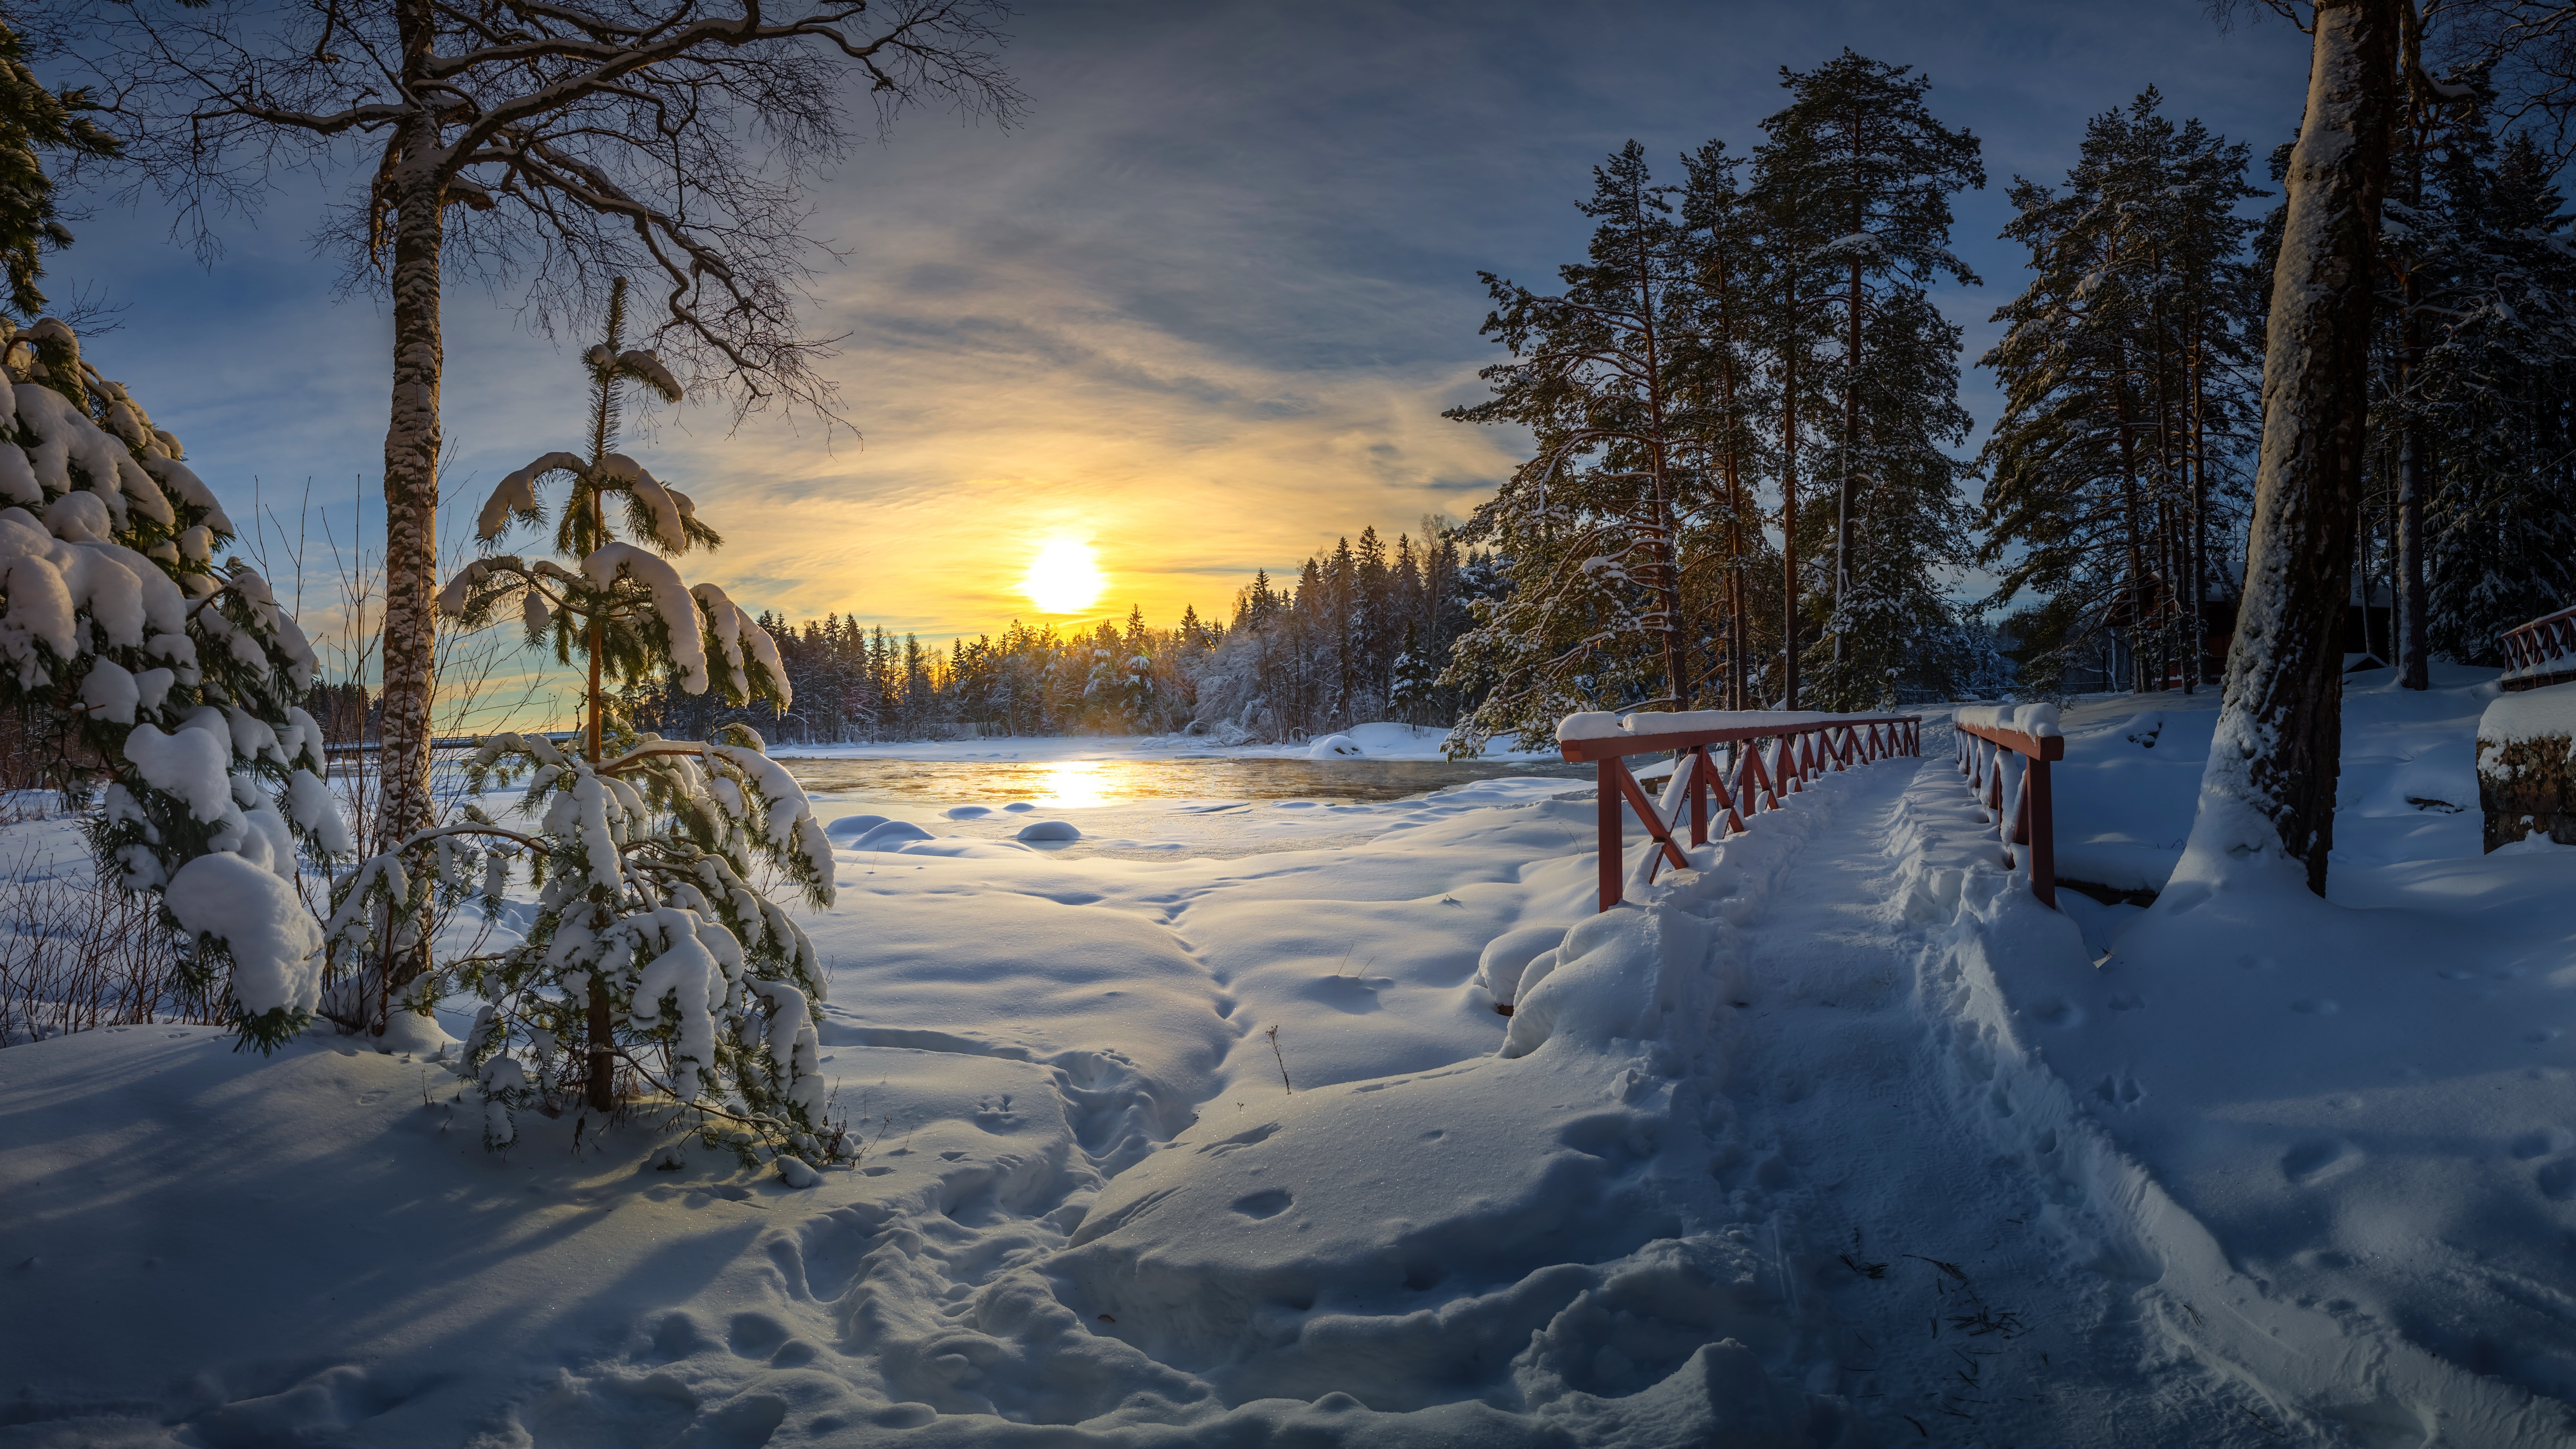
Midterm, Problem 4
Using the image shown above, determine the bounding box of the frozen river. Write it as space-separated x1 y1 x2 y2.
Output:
775 754 1596 860
772 753 1591 807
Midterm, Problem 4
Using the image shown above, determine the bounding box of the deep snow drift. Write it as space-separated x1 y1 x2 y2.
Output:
3 677 2573 1446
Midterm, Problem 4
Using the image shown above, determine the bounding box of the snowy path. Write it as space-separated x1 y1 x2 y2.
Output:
1708 757 2278 1446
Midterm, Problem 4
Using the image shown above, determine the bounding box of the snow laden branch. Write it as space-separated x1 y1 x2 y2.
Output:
383 296 837 1175
73 0 1021 421
0 317 352 1049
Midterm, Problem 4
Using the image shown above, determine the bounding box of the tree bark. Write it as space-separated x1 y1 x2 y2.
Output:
1634 222 1689 711
2396 272 2430 689
1780 275 1801 711
2112 340 2149 695
2189 330 2209 693
2180 0 2394 897
372 109 447 1011
1835 256 1861 671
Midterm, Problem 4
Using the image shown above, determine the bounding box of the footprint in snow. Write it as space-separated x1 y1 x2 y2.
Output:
2092 1074 2146 1109
2282 1138 2365 1186
2539 1161 2576 1201
1230 1189 1293 1220
2511 1129 2570 1159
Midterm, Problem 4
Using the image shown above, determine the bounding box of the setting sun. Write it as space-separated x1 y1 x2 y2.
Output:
1022 538 1106 615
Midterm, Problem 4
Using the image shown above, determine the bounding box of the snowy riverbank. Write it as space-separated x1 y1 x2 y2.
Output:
768 721 1558 764
4 679 2573 1444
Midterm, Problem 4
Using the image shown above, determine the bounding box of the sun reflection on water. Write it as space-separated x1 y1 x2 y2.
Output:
1036 760 1116 808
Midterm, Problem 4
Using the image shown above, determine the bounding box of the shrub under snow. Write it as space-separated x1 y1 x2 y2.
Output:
0 317 347 1048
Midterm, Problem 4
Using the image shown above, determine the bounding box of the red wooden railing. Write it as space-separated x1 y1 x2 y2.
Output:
1556 711 1923 912
2500 602 2576 692
1953 706 2064 907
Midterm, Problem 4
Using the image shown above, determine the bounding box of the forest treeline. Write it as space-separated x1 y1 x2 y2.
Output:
624 526 1508 745
653 50 2576 755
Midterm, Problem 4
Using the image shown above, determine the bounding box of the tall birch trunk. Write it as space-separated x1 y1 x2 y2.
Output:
374 123 446 990
2178 0 2393 897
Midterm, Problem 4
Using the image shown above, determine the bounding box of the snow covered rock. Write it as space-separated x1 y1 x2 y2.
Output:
2478 682 2576 851
1307 732 1364 757
1015 819 1082 843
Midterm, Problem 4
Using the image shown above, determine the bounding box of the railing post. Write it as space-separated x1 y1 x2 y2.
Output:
1688 746 1710 846
1598 758 1622 911
2026 755 2056 907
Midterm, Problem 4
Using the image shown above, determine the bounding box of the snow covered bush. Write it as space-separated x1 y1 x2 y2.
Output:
353 280 839 1168
0 316 347 1050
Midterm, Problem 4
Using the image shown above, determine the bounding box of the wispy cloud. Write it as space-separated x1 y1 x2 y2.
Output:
57 0 2312 652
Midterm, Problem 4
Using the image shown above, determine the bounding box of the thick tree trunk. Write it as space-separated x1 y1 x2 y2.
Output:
2179 0 2393 898
371 139 447 1017
376 185 443 852
2397 274 2430 689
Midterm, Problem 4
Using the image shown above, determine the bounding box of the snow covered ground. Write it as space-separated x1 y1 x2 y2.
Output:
4 677 2574 1445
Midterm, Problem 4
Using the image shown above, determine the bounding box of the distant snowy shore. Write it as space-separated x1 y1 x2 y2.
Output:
770 720 1559 764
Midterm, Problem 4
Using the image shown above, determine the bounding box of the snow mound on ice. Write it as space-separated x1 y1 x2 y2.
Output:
821 812 889 844
845 819 932 851
1015 818 1082 842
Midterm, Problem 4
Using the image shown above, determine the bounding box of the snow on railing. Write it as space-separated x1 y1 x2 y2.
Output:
2499 603 2576 692
1951 703 2063 907
1555 709 1923 913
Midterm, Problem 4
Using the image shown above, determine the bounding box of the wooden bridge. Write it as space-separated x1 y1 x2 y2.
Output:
1557 704 2065 912
2502 603 2576 692
1556 710 1922 912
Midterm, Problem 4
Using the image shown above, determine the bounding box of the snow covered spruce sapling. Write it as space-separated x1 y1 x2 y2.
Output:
364 281 839 1169
0 317 348 1049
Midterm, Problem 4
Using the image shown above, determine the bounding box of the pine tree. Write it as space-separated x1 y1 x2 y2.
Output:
0 317 347 1051
1979 91 2266 696
1444 141 1701 749
0 17 117 320
1750 94 1854 708
1676 139 1778 710
1754 50 1984 707
406 280 838 1168
2411 119 2576 658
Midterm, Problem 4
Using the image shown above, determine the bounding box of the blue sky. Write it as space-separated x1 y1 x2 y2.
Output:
49 0 2314 705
